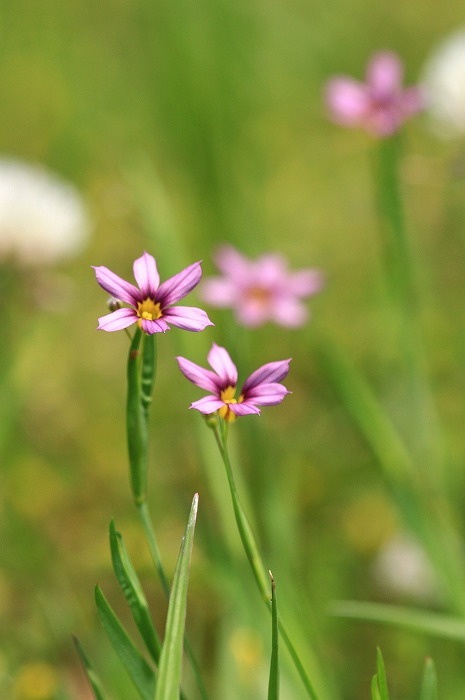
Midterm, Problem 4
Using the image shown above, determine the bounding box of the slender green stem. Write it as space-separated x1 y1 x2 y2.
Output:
215 423 269 600
212 422 319 700
137 501 170 597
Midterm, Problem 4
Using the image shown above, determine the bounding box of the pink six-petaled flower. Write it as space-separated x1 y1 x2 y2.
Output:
93 252 213 334
200 245 323 328
177 343 291 422
325 51 423 137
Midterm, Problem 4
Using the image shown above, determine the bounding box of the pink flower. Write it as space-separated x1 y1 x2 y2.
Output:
325 51 423 136
177 343 291 422
200 245 323 328
93 251 214 334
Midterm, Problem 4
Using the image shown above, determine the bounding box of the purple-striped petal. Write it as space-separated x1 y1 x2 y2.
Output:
133 252 160 298
140 318 170 334
177 357 221 393
242 359 291 393
163 306 214 332
93 265 140 305
97 307 137 332
207 343 238 386
190 396 225 414
244 382 290 406
229 402 261 416
157 261 203 307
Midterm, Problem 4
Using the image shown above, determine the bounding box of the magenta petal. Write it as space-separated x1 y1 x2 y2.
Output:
97 307 137 332
273 297 308 328
242 359 291 393
133 252 160 297
288 269 324 297
244 382 290 406
207 343 238 386
177 357 221 393
213 245 250 277
200 277 237 306
236 301 271 327
230 402 261 416
190 396 225 414
157 261 203 307
367 51 403 98
401 86 424 117
163 306 214 332
140 318 170 334
325 78 368 125
93 266 139 305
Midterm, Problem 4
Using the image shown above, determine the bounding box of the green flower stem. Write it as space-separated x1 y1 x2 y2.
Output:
375 135 414 310
126 328 148 505
213 421 319 700
126 331 208 700
137 500 170 597
214 421 269 600
374 136 444 485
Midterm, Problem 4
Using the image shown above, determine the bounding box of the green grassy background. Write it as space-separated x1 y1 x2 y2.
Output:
1 1 465 698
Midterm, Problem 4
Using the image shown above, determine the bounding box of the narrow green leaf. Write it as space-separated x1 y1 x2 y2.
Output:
277 621 320 700
127 328 148 505
371 674 381 700
155 493 199 700
376 648 389 700
331 600 465 642
420 657 438 700
73 636 108 700
110 520 161 665
95 585 155 700
268 572 279 700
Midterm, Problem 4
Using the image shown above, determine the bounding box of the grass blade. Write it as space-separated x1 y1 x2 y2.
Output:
95 585 155 700
73 636 108 700
110 519 162 665
331 600 465 642
376 648 389 700
268 572 279 700
420 657 438 700
154 493 199 700
371 674 381 700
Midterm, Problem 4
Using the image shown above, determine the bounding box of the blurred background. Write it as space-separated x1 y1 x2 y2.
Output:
1 0 465 698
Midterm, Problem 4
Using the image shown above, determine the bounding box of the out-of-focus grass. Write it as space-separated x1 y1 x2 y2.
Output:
1 1 465 698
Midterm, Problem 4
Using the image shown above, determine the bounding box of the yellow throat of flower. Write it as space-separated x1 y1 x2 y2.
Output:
137 298 162 326
219 386 243 422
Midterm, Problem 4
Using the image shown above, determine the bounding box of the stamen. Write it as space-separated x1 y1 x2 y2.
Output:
136 298 162 321
220 386 238 422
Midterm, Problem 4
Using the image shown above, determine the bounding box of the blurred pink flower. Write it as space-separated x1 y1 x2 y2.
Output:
200 245 323 328
93 251 213 334
325 51 423 136
177 343 291 422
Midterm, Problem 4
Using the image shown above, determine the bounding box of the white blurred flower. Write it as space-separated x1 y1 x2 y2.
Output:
372 534 438 601
421 28 465 137
0 158 91 265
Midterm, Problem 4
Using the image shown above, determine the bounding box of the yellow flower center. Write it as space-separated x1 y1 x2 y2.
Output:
136 298 162 327
219 386 243 422
245 286 271 305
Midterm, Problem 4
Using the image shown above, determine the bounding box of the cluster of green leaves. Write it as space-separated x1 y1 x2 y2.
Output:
371 649 437 700
75 495 198 700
